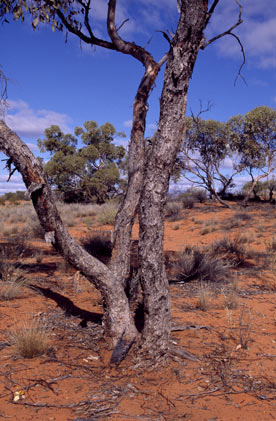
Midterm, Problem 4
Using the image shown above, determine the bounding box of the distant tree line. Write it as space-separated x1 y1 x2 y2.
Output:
2 106 276 207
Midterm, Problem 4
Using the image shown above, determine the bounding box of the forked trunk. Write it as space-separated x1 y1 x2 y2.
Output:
138 0 209 358
0 121 137 348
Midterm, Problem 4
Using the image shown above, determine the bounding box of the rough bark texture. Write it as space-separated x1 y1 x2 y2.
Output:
0 120 137 348
138 0 209 358
0 0 221 364
110 65 161 286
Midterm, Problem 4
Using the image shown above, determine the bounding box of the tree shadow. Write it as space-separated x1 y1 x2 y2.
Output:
29 285 102 326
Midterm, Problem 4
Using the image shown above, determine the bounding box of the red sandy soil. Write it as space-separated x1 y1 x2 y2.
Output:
1 201 276 420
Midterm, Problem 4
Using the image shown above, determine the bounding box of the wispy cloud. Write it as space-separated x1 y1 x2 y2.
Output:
207 0 276 68
0 174 25 194
123 119 132 128
5 100 71 139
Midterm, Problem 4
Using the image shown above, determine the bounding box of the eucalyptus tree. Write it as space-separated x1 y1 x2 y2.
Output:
228 106 276 206
0 0 244 365
38 121 126 203
180 117 243 208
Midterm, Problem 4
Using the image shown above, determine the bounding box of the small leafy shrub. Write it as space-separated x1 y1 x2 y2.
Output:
181 195 195 209
10 320 51 359
97 202 118 225
81 230 113 260
211 236 250 266
173 246 229 283
165 201 182 220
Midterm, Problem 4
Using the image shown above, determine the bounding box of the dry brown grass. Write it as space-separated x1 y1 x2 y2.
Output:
10 320 51 359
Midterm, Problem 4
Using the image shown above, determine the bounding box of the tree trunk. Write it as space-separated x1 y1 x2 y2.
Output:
0 120 137 348
0 0 220 364
137 0 209 358
110 65 161 288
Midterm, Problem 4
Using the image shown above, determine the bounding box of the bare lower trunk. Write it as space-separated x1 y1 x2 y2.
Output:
243 173 269 206
212 189 233 208
138 1 209 358
110 65 161 287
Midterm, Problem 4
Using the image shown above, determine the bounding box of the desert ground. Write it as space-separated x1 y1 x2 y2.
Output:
1 198 276 420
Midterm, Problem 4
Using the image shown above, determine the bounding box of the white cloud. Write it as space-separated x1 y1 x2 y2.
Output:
5 100 71 139
0 174 25 194
207 0 276 68
123 120 132 128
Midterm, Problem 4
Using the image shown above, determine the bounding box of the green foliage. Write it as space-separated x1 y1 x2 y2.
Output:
227 106 276 172
38 121 126 203
181 117 240 199
0 190 28 203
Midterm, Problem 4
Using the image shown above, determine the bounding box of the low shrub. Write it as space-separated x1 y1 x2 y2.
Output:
97 202 118 225
173 246 229 283
182 195 195 209
81 230 113 261
0 279 25 301
27 220 45 240
221 217 243 231
211 236 250 266
0 235 34 259
165 201 182 220
234 211 252 221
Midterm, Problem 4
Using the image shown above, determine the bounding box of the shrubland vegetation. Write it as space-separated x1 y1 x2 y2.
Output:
1 0 276 371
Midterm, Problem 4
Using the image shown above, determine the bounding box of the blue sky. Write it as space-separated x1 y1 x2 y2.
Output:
1 0 276 193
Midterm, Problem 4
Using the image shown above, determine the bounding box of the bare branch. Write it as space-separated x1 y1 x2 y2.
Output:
232 33 247 86
0 66 8 117
116 18 129 32
202 12 242 49
55 4 116 51
208 0 220 16
202 0 246 85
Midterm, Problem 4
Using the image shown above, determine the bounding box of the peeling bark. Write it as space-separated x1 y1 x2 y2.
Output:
138 0 209 358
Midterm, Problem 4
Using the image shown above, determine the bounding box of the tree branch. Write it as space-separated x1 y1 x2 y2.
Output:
202 0 246 84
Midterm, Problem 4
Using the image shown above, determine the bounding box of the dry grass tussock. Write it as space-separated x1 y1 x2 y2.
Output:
10 319 51 359
173 245 229 283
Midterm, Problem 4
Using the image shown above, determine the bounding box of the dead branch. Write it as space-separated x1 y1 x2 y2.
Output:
202 0 246 84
